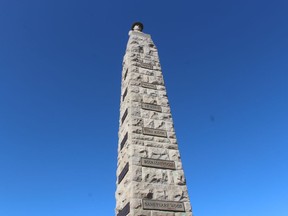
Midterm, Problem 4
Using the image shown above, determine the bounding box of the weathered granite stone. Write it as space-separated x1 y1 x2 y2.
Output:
152 212 175 216
116 24 192 216
142 167 171 184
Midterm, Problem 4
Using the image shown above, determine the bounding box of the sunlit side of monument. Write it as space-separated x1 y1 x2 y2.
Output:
115 22 192 216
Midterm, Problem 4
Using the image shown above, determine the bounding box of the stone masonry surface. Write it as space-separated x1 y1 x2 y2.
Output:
116 26 192 216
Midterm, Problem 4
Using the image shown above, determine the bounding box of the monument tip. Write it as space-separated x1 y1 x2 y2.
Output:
131 22 144 32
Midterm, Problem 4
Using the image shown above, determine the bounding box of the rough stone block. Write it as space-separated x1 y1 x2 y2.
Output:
148 147 169 160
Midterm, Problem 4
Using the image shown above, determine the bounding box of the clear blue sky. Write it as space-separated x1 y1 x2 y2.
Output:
0 0 287 215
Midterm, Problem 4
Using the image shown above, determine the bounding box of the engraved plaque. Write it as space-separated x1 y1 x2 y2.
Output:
142 103 162 112
142 127 167 137
121 109 128 124
124 68 128 80
120 133 128 150
138 62 153 69
118 162 129 184
141 158 176 170
122 88 128 101
141 82 157 90
117 202 130 216
142 199 185 212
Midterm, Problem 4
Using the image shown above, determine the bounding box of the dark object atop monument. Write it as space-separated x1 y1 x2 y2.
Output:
131 22 144 32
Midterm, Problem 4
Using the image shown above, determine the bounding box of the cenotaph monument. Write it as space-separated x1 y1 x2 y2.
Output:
116 22 192 216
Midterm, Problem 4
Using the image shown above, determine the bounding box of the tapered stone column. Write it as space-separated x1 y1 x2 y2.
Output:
115 22 192 216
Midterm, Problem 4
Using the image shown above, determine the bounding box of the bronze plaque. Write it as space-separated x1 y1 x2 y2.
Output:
138 62 153 69
142 127 167 137
142 199 185 212
121 109 128 124
141 82 157 90
141 158 175 170
118 162 129 184
117 202 130 216
141 103 162 112
124 68 128 80
122 88 128 101
120 133 128 150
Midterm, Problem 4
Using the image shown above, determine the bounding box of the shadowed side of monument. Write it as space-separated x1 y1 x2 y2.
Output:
115 22 193 216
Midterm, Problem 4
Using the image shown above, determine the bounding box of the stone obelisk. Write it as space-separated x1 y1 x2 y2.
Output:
116 22 192 216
